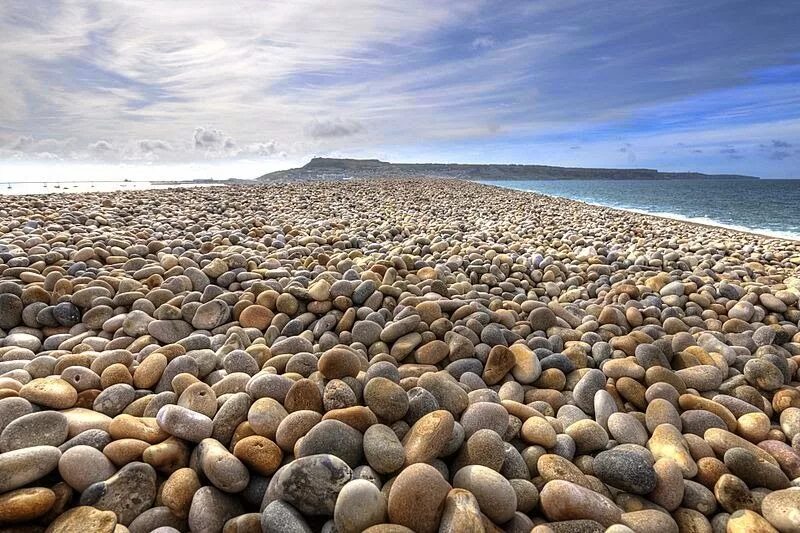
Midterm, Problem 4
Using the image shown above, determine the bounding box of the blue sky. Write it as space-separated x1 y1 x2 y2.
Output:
1 0 799 179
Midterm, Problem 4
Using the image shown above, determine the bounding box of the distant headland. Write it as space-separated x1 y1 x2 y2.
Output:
258 157 759 181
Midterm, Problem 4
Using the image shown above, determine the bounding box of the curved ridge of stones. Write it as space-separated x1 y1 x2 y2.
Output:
0 179 799 533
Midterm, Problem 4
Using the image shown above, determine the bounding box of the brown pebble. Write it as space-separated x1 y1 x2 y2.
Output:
233 435 283 476
0 487 56 523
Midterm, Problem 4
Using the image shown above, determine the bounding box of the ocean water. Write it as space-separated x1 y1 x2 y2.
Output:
477 178 800 240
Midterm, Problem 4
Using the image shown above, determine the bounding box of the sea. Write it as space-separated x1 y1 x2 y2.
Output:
477 178 800 241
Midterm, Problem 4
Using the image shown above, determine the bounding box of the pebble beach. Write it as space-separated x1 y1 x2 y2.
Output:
1 178 800 532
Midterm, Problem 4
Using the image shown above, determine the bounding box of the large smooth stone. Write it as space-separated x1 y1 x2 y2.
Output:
0 445 61 493
19 377 77 409
402 410 454 466
438 488 484 532
593 448 657 495
271 454 352 515
58 445 117 492
261 500 312 533
198 438 250 493
539 479 623 527
387 463 451 533
761 488 800 533
45 506 118 533
188 486 244 532
156 404 213 442
295 419 363 468
0 487 56 524
80 461 157 525
452 464 517 524
334 479 387 533
0 411 69 451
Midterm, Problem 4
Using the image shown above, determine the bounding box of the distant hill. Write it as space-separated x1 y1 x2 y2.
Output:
258 157 759 181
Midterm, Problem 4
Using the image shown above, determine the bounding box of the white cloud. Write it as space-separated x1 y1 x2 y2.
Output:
241 141 280 157
88 140 115 154
305 118 364 139
86 140 118 160
137 139 173 153
0 0 798 177
0 0 482 163
192 127 280 158
472 36 496 49
193 127 235 152
0 135 76 160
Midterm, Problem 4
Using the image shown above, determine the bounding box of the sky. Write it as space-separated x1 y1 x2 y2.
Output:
1 0 799 180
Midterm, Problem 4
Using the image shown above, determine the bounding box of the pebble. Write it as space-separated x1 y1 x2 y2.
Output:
573 369 606 414
761 488 800 533
261 500 312 533
726 509 779 533
0 410 69 451
156 404 214 442
593 448 657 495
0 487 56 523
0 397 33 433
45 506 118 533
198 437 250 493
607 412 648 446
1 180 800 531
364 377 409 422
723 447 790 490
271 453 352 515
648 458 685 511
128 506 188 533
402 409 454 466
522 415 557 448
455 428 505 471
540 479 623 526
232 435 282 476
648 423 697 478
460 401 509 438
363 424 405 474
453 464 517 524
438 488 484 532
161 467 200 518
318 347 361 379
565 419 609 454
334 479 387 533
388 463 451 533
0 445 61 493
295 419 363 467
191 299 230 330
18 377 77 409
188 486 244 533
79 461 157 525
58 444 117 491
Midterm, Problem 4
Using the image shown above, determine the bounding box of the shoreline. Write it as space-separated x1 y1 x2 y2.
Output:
4 176 799 243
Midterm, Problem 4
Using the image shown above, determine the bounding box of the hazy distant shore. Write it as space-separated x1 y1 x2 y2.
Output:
258 157 761 181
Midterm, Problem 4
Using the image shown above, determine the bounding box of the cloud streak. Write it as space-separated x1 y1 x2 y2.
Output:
0 0 799 176
305 118 364 139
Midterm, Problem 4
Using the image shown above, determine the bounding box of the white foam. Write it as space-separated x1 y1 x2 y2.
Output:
480 181 800 241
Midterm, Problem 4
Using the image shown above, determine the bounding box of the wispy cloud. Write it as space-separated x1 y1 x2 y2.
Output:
472 36 496 50
305 118 364 139
0 0 799 176
193 128 235 153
